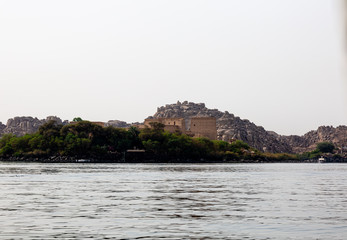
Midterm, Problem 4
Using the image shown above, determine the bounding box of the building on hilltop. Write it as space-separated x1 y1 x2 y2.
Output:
142 117 217 140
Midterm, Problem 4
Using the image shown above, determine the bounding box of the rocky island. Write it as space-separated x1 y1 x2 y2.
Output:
0 101 346 162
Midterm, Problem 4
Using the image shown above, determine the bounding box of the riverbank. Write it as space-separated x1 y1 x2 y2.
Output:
1 120 346 164
1 155 346 164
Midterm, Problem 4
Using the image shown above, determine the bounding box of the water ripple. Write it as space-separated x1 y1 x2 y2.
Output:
0 163 347 239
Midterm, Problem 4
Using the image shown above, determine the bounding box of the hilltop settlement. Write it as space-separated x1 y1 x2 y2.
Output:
0 101 346 162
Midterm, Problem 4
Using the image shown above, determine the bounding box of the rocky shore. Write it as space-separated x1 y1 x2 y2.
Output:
0 155 122 163
1 155 346 163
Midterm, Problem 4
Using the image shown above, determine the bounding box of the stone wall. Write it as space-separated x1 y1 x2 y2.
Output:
144 116 217 140
190 117 217 140
144 118 186 133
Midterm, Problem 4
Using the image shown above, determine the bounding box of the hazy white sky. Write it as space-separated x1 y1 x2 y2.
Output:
0 0 346 135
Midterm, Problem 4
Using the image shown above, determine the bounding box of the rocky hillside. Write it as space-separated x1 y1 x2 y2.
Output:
0 122 5 132
280 126 347 153
151 101 347 153
0 116 67 136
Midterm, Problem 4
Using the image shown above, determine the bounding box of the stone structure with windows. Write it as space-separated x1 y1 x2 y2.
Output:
143 117 217 140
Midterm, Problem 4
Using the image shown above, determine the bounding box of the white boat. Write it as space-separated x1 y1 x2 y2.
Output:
318 156 326 163
76 159 91 163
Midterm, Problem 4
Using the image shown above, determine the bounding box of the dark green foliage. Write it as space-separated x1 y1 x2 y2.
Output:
0 120 297 162
38 121 64 154
73 117 83 122
230 140 250 150
261 152 298 161
127 126 142 149
297 149 321 160
0 134 15 156
213 140 230 152
0 120 136 160
138 126 253 161
316 142 335 153
60 121 132 157
149 122 165 131
298 141 336 160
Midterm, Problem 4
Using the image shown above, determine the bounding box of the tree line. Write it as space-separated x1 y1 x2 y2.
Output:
0 120 339 162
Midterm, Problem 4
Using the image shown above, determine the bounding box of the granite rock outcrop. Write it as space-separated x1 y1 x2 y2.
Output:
0 116 67 136
105 120 131 128
280 126 347 153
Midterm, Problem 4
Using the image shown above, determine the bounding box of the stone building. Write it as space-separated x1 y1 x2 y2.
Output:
188 117 217 140
143 117 217 140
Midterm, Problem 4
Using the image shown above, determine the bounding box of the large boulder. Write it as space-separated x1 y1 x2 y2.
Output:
0 116 66 136
0 122 5 132
105 120 130 128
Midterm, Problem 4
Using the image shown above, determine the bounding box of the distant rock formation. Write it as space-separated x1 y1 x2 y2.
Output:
280 126 347 153
0 116 68 136
0 122 5 132
151 101 347 153
105 120 130 128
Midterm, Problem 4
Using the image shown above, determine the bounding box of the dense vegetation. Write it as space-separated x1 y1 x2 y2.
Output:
297 141 340 161
0 120 300 162
0 121 342 162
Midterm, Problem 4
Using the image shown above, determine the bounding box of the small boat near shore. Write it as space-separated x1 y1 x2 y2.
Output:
76 159 91 163
318 156 326 163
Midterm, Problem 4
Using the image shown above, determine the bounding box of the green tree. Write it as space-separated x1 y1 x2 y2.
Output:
139 122 166 142
0 134 15 156
38 120 63 154
73 117 83 122
316 142 335 153
0 134 15 149
127 126 142 149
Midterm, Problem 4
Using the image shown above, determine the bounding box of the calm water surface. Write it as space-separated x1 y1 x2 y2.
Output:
0 163 347 239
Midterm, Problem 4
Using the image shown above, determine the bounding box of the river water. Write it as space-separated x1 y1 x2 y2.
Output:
0 163 346 239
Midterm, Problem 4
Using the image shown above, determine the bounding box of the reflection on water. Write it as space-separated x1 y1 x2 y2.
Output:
0 163 347 239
